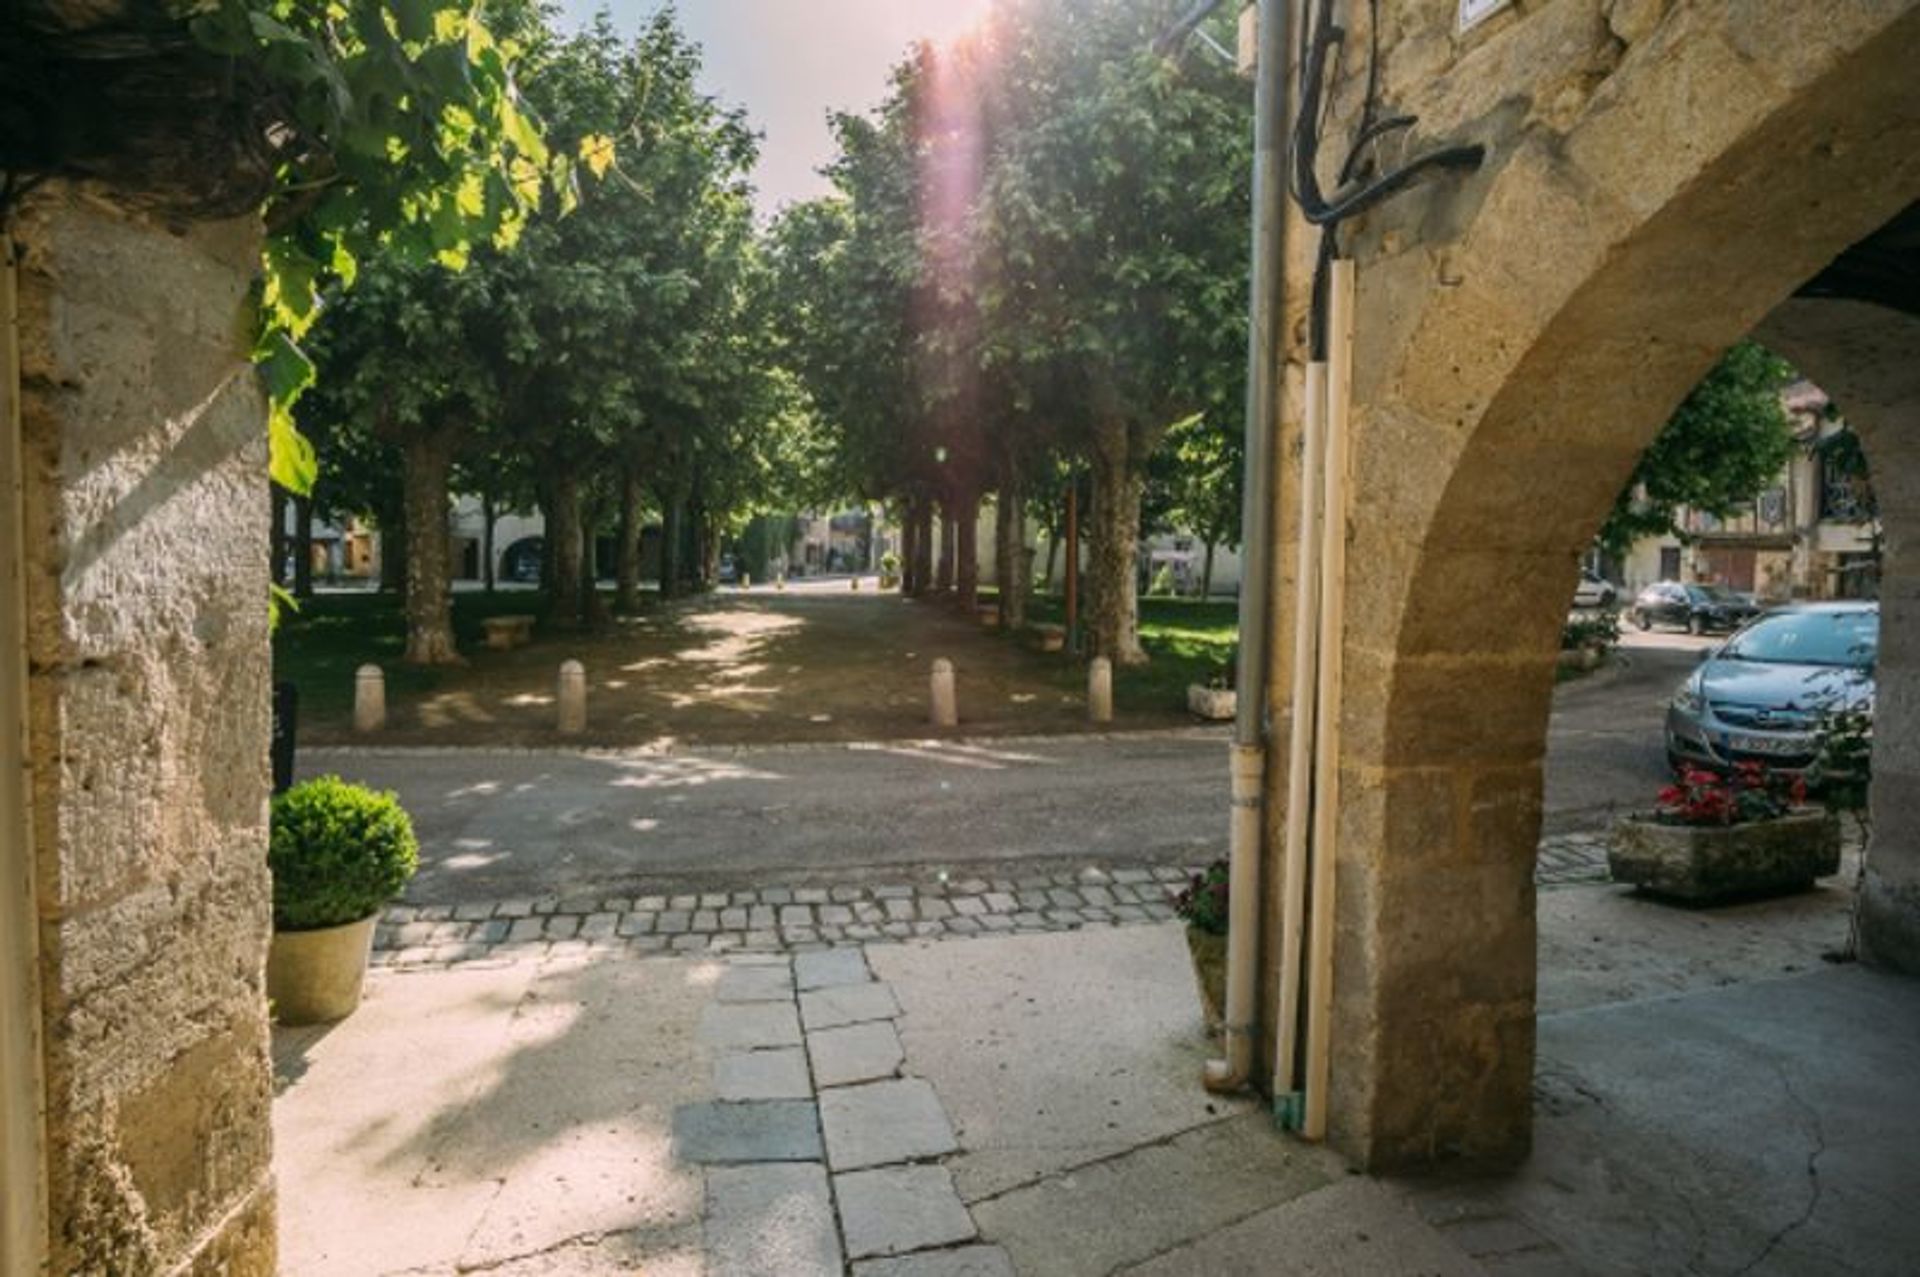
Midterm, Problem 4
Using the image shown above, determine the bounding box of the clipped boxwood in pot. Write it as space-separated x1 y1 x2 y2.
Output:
267 776 419 1024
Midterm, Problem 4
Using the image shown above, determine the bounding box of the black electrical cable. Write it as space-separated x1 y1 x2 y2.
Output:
1290 0 1487 356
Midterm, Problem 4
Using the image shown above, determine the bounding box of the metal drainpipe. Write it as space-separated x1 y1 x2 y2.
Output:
1205 0 1295 1093
1 230 50 1274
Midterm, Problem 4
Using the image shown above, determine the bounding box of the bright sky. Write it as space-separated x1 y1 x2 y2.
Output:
555 1 996 216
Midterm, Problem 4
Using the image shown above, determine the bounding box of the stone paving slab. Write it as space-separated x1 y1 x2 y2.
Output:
808 1020 906 1089
795 946 873 990
714 1048 814 1101
851 1246 1018 1277
672 1100 823 1164
705 1162 844 1277
836 1165 979 1259
700 1001 803 1050
715 963 795 1003
800 981 902 1032
819 1078 960 1172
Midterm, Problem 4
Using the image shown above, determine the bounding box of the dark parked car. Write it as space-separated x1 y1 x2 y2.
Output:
1631 581 1760 634
1665 602 1877 773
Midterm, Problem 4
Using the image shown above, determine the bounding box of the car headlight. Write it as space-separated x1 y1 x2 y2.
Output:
1672 683 1704 713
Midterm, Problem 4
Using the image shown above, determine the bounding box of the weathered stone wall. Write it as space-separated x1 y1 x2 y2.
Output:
1257 0 1920 1169
13 187 275 1273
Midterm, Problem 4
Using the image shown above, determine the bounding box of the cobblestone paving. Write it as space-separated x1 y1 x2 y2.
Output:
374 838 1620 970
1535 831 1613 886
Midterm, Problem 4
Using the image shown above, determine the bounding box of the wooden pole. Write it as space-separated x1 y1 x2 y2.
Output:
1303 258 1356 1142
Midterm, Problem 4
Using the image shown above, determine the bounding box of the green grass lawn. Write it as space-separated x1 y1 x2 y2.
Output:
991 590 1242 715
273 590 569 720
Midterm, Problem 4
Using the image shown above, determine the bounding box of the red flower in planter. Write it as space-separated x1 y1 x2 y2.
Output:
1655 763 1799 827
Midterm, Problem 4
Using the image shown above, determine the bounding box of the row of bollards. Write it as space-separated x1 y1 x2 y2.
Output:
355 661 588 735
928 656 1112 728
355 653 1114 736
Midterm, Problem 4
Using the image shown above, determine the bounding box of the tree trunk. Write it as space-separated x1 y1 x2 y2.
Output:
900 502 919 595
402 433 461 665
1088 438 1148 665
544 468 585 628
581 496 611 629
1043 533 1061 593
911 500 935 598
660 495 684 600
481 491 497 594
955 490 980 612
293 493 314 598
935 510 956 594
997 487 1029 631
616 468 644 612
270 485 289 588
1201 539 1217 600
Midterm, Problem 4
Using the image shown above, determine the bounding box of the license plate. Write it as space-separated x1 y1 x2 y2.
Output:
1727 733 1811 756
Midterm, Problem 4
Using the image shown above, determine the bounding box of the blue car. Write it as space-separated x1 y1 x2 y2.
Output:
1665 602 1877 773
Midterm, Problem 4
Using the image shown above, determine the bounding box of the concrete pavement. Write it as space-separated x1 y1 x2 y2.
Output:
276 888 1917 1275
303 732 1230 904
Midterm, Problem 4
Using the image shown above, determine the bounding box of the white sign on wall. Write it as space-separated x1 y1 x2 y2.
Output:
1458 0 1513 32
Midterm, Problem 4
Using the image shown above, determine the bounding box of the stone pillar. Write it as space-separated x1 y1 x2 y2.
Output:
353 665 386 733
930 659 958 728
13 189 276 1273
558 660 587 735
1087 657 1113 725
1759 299 1920 971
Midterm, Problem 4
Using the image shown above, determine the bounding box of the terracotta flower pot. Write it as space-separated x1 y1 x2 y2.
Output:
267 914 379 1025
1607 810 1841 902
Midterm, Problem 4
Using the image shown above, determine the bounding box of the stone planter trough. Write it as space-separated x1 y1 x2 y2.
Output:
1608 810 1841 903
267 914 380 1025
1187 684 1236 721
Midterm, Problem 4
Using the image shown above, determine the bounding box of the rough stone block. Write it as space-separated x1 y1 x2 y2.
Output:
835 1165 978 1259
1608 812 1841 902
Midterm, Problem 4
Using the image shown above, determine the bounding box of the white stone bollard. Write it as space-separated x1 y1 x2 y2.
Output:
1088 657 1113 725
353 664 386 733
930 658 958 728
557 660 587 735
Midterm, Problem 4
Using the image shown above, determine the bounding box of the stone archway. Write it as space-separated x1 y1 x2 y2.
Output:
1277 0 1920 1169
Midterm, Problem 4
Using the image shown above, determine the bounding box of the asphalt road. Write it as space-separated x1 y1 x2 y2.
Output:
306 630 1711 903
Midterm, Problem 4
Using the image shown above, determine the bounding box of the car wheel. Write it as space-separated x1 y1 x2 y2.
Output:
1688 614 1705 636
1634 610 1651 631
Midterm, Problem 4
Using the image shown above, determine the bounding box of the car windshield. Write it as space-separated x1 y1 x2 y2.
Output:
1721 610 1878 668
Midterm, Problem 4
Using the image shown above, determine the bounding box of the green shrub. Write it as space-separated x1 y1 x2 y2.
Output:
1173 858 1229 935
270 776 419 931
